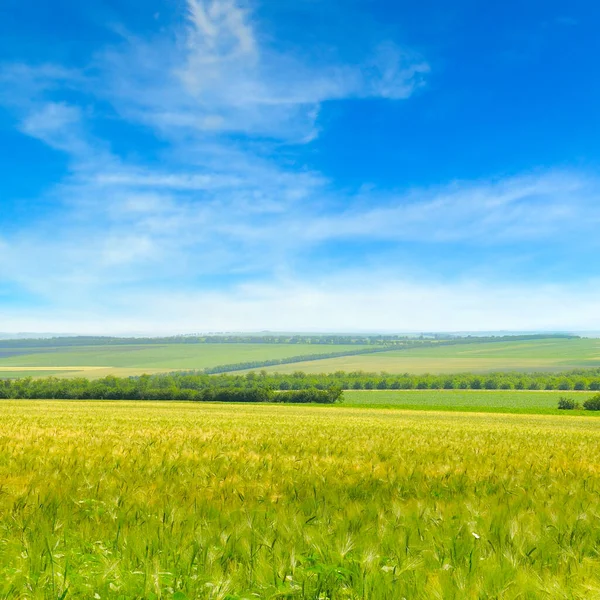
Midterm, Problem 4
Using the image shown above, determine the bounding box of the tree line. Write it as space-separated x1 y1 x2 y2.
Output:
0 333 577 349
0 375 343 403
3 367 600 401
251 369 600 391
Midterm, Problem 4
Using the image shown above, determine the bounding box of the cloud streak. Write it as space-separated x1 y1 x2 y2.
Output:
301 172 599 244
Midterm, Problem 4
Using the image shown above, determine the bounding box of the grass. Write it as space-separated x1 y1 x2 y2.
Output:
252 338 600 374
1 401 600 598
341 389 600 414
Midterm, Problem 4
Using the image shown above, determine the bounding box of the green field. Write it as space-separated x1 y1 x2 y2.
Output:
1 401 600 598
0 343 363 378
0 370 68 378
2 337 600 379
254 338 600 374
342 389 598 413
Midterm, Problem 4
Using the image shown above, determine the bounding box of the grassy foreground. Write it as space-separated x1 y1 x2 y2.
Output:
1 402 600 598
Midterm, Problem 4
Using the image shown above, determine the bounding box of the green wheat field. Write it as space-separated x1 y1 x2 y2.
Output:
1 400 600 599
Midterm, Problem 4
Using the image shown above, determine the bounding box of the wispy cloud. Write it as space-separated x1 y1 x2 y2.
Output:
19 102 86 153
301 172 600 244
0 0 599 332
93 0 429 142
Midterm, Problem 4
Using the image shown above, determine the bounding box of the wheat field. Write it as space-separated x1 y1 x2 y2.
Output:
1 401 600 598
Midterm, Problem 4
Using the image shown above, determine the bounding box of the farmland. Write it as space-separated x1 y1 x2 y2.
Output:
1 401 600 598
3 335 600 598
1 336 600 378
343 389 600 414
253 337 600 374
0 342 364 379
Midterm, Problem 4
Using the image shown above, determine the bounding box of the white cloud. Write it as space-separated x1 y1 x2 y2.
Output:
301 172 600 243
3 275 600 334
19 102 86 153
92 0 429 142
1 165 598 314
185 0 258 63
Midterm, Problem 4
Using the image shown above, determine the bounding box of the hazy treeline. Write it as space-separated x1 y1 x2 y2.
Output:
3 367 600 401
204 346 405 373
0 333 577 349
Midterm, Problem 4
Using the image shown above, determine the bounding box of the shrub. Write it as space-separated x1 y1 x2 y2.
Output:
275 387 343 404
558 396 580 410
583 394 600 411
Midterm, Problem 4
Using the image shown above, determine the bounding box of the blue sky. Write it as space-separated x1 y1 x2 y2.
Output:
1 0 600 333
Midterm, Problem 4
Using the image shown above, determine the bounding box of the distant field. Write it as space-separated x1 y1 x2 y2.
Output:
2 338 600 379
0 343 363 378
0 369 69 378
1 401 600 597
342 389 598 414
253 338 600 374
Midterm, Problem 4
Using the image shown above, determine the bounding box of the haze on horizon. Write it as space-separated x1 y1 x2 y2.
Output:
2 0 600 334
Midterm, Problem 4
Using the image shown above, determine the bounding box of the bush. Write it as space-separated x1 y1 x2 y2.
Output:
275 387 343 404
558 396 580 410
583 394 600 411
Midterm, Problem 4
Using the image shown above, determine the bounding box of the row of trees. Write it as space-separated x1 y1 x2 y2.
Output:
182 368 600 391
0 376 343 403
4 367 600 400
